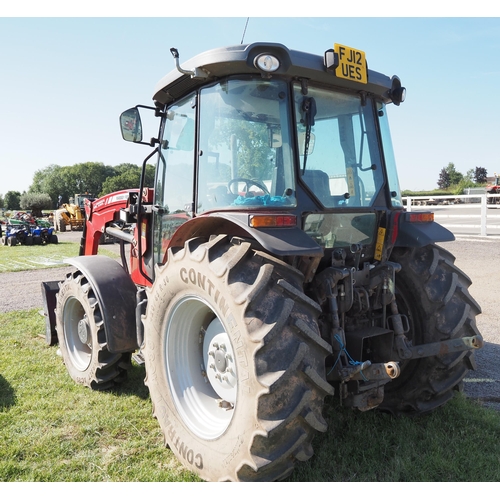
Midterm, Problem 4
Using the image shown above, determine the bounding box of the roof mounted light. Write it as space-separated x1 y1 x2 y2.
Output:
254 54 280 73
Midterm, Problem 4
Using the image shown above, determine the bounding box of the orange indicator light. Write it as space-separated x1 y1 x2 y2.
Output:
249 214 297 228
408 212 434 223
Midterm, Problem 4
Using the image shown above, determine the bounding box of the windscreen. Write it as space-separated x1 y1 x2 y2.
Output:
294 84 387 208
197 79 296 212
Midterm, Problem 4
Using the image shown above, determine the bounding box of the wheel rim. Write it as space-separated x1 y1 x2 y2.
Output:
165 295 237 439
63 296 92 371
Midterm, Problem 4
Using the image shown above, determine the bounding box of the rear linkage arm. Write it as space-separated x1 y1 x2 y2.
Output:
317 261 483 385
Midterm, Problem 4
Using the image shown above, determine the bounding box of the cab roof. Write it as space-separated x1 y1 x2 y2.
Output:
153 42 398 107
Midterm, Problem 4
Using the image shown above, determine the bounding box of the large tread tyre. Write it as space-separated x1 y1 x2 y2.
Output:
55 269 131 390
143 235 333 482
379 244 481 415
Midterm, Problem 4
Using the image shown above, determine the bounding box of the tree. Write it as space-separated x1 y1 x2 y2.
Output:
27 162 157 206
446 162 463 185
437 162 463 189
437 167 451 189
29 162 114 206
0 193 4 209
4 191 21 210
99 164 155 196
20 192 53 217
474 167 488 184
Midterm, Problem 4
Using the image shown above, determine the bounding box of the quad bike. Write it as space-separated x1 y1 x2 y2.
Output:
1 224 32 246
33 225 58 245
42 42 482 481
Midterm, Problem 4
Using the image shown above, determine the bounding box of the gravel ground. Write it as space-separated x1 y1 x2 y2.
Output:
1 230 498 410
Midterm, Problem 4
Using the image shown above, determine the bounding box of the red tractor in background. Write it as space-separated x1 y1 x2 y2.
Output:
486 174 500 204
42 42 483 482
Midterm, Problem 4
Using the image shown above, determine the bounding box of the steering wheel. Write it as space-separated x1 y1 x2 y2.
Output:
228 177 270 197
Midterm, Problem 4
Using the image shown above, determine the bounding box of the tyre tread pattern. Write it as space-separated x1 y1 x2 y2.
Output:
56 270 131 390
148 235 332 481
379 244 481 415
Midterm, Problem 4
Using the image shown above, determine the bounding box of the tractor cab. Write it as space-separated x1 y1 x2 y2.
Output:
120 42 411 280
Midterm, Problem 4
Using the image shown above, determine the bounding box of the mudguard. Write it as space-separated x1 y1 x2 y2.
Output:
169 213 323 258
63 255 138 353
394 219 454 248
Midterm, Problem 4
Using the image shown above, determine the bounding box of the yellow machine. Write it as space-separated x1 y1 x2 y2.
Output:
54 203 81 231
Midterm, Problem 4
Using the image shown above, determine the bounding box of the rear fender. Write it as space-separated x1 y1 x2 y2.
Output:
394 216 454 248
44 255 139 353
168 213 323 258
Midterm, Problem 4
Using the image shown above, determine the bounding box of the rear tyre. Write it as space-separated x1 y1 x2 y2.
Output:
380 244 481 415
143 235 333 481
55 269 131 390
7 236 17 246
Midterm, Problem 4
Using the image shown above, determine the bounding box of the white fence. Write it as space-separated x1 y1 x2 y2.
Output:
403 194 500 237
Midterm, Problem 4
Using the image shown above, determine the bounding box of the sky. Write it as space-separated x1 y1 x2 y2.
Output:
1 3 500 196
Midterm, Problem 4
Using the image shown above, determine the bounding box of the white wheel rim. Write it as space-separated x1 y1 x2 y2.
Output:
165 295 236 439
63 297 92 371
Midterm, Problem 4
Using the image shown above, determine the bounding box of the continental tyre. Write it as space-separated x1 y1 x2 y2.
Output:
55 269 131 390
143 235 333 482
380 244 481 415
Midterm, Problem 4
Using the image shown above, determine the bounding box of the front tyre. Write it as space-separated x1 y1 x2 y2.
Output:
143 235 333 482
380 244 481 415
55 270 131 390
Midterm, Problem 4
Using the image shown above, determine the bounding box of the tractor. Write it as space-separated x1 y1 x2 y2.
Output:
41 42 483 482
486 174 500 204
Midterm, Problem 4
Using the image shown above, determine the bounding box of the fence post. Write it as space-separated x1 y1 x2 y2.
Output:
481 194 487 237
406 197 412 212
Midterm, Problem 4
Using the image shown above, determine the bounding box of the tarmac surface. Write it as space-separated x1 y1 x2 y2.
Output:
0 230 498 411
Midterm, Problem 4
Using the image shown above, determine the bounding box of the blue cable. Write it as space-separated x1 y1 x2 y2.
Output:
328 333 366 380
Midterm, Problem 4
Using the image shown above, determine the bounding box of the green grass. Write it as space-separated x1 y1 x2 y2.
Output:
2 309 500 482
0 241 118 273
0 310 199 482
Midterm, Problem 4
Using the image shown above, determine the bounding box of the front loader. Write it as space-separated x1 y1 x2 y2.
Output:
42 42 482 481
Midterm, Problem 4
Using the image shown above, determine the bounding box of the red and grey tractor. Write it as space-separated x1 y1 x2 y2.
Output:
42 42 482 481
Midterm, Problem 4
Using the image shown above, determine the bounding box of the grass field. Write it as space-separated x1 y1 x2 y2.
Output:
0 240 117 273
1 308 500 482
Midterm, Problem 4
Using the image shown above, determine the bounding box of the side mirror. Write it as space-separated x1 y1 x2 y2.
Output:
120 108 143 143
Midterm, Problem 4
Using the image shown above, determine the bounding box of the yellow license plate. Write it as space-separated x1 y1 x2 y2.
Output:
334 43 368 84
